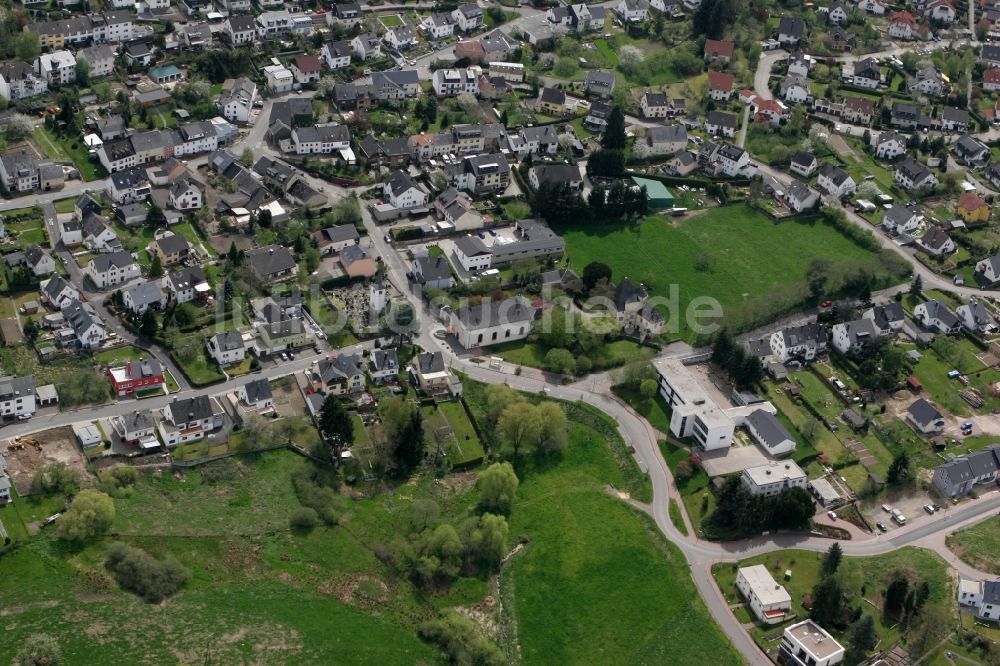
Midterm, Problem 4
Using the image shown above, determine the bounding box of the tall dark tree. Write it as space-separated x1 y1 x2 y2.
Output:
821 542 843 577
884 573 909 618
395 409 425 475
909 274 923 297
601 107 627 151
693 0 739 38
148 253 163 279
847 615 878 659
582 262 612 291
810 577 845 627
138 309 158 338
319 395 354 463
886 451 911 485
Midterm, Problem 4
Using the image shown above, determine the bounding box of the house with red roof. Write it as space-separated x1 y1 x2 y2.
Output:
888 11 919 40
708 71 735 101
985 68 1000 92
290 55 322 84
704 39 735 64
957 190 990 222
751 97 787 126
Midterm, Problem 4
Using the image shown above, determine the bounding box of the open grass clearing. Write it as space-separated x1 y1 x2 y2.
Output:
946 515 1000 575
555 206 904 341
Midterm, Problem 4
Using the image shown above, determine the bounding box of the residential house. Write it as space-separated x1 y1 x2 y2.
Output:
313 225 359 255
452 3 484 31
842 96 875 125
77 44 115 78
736 565 793 625
315 354 364 395
218 77 257 123
895 156 939 191
616 0 649 23
85 250 140 288
709 71 736 101
329 2 362 26
832 318 878 354
257 317 312 354
632 125 688 159
584 100 612 131
914 299 961 333
351 33 381 60
158 395 224 447
40 275 80 309
383 170 427 209
321 41 352 70
858 0 887 14
882 202 923 234
780 621 845 666
61 299 106 349
703 39 735 63
162 266 208 304
778 16 806 45
385 24 418 50
769 323 827 362
24 245 56 277
149 232 191 266
958 579 1000 621
529 163 583 190
584 70 616 98
246 244 297 282
0 375 37 420
122 281 166 314
412 255 454 289
409 351 460 395
291 124 351 155
112 409 156 448
0 149 43 192
975 255 1000 288
263 63 294 94
0 61 48 101
852 57 881 89
780 74 810 104
108 359 164 397
789 151 818 178
537 87 566 115
422 13 455 39
933 447 1000 497
863 302 905 336
907 398 946 434
957 299 994 334
290 55 322 84
984 68 1000 92
816 163 856 198
875 131 907 160
957 190 990 222
224 14 256 45
339 245 377 279
238 378 273 413
372 69 421 98
705 110 738 138
888 10 919 39
924 0 957 23
450 296 535 348
368 348 399 384
828 0 849 24
910 66 945 96
954 135 990 166
941 107 969 132
641 91 671 119
255 10 291 39
207 331 246 366
35 50 76 86
613 278 664 338
918 227 955 256
432 67 479 97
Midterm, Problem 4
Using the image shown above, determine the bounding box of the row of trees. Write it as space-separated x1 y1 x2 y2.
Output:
709 476 815 534
711 329 763 390
484 385 568 460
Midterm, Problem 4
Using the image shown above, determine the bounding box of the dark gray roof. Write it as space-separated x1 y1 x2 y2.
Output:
414 351 445 374
385 169 419 197
319 353 362 382
242 378 272 404
167 395 215 424
746 409 794 450
153 232 190 255
372 348 398 372
920 299 959 327
90 250 136 273
212 330 244 352
531 164 581 186
538 87 565 105
246 245 296 278
0 375 36 401
778 16 805 38
908 398 942 426
613 277 649 311
415 255 452 282
819 163 851 186
707 110 738 128
455 296 534 329
984 580 1000 605
122 409 154 432
781 323 825 347
790 151 816 168
125 281 165 309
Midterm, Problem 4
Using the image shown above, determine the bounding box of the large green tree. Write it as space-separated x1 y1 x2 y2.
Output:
478 463 519 513
319 395 354 462
56 489 115 541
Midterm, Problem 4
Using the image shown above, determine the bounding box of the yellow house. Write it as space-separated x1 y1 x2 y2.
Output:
957 191 990 223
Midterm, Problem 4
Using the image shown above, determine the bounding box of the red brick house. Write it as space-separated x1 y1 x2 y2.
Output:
108 359 165 397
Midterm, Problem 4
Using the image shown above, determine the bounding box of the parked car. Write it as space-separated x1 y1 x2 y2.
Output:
876 522 888 533
924 505 935 514
827 511 837 521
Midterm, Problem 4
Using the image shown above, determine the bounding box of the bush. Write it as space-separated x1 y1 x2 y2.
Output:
418 612 504 666
104 542 191 603
56 489 115 541
97 465 139 498
292 468 344 526
29 462 80 496
199 458 240 484
12 633 62 666
290 507 319 530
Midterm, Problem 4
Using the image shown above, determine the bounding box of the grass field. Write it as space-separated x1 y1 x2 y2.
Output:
554 206 903 340
172 347 226 386
32 126 106 181
946 516 1000 575
668 498 688 536
0 384 742 665
612 384 673 434
491 338 652 372
713 547 952 650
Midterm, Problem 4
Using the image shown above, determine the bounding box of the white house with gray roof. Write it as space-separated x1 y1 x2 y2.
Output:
769 323 827 362
959 579 1000 621
933 446 1000 497
907 398 946 434
914 299 960 334
450 295 536 348
744 409 797 455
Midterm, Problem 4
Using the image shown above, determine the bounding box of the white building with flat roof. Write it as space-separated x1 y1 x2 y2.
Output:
780 620 845 666
735 565 792 624
652 358 778 451
741 460 806 497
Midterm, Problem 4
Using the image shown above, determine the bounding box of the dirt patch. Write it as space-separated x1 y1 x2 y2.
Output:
828 134 858 162
843 438 877 467
0 317 24 344
208 233 253 255
316 574 390 610
4 426 91 495
272 383 307 418
455 594 500 638
432 471 478 498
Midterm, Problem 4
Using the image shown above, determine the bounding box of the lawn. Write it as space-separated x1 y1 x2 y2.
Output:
712 547 952 651
612 383 673 434
436 400 484 466
554 206 906 341
594 39 620 66
93 346 148 367
380 14 403 27
946 516 1000 575
172 348 226 386
32 126 106 182
506 419 740 665
668 498 688 536
491 338 652 372
53 198 78 214
0 385 743 665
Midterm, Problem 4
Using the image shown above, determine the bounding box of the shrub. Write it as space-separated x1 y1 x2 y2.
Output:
418 612 504 666
104 542 191 603
290 507 319 530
